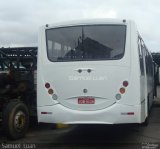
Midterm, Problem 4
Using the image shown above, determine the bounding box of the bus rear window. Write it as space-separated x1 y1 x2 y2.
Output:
46 25 126 62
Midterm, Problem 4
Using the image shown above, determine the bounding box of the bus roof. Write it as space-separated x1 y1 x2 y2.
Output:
43 19 133 29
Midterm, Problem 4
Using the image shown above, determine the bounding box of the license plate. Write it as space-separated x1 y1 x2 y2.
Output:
78 97 95 104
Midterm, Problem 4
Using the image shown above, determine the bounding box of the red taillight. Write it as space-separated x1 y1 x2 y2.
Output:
123 81 128 87
127 112 134 115
41 112 47 114
121 112 134 115
41 112 52 114
120 87 125 94
45 82 50 88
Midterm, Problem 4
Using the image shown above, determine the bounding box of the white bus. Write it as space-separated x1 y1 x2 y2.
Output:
37 19 154 125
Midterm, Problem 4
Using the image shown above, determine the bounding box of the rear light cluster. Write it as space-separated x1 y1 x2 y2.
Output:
45 82 54 95
116 81 129 100
45 82 58 100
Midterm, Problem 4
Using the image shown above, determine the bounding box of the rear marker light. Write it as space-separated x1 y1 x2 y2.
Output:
120 88 125 94
127 112 134 115
48 89 54 95
45 82 50 88
121 112 134 115
41 112 47 114
123 81 129 87
41 112 52 114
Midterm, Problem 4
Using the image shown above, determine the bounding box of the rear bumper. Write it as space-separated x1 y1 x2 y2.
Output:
37 103 144 124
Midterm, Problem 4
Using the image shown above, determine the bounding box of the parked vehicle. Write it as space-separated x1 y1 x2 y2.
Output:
0 47 37 140
37 19 155 126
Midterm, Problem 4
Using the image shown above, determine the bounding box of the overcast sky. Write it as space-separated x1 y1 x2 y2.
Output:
0 0 160 52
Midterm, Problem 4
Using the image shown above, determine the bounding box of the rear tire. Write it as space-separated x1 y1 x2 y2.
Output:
142 116 149 126
142 98 149 126
2 101 29 140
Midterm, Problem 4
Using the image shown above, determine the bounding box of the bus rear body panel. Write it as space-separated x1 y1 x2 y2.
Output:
37 19 150 124
37 103 142 124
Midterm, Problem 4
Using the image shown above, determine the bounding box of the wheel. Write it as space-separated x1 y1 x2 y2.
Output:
142 116 149 126
142 98 149 126
2 101 29 140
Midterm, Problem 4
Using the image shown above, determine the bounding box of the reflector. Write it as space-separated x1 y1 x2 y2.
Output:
127 112 134 115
